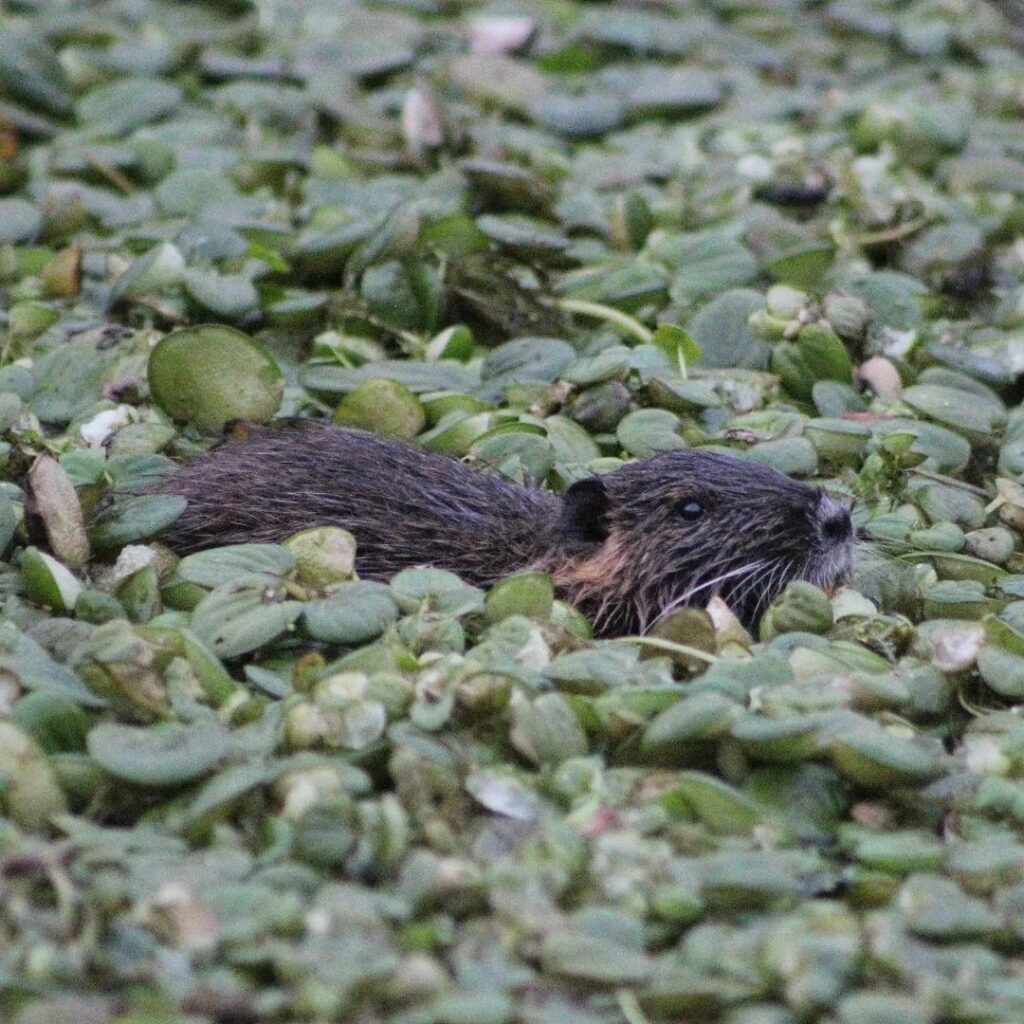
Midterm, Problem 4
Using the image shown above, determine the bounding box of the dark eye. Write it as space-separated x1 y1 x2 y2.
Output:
679 500 704 521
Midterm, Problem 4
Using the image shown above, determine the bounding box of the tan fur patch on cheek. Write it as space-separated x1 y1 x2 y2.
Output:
553 533 631 591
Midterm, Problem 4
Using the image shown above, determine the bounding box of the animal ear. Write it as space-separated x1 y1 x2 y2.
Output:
561 476 610 546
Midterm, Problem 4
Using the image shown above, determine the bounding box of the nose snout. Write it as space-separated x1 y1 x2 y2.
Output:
818 496 853 543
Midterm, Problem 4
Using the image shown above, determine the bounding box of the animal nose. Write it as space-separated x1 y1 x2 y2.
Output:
818 496 853 542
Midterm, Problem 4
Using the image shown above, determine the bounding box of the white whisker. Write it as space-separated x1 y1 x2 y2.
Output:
647 560 769 631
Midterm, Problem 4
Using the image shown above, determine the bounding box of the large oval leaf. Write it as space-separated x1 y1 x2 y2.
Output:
302 581 400 644
190 574 303 658
148 325 284 433
174 545 296 589
87 721 230 788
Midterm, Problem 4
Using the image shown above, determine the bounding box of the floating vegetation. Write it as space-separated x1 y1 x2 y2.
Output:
4 0 1024 1021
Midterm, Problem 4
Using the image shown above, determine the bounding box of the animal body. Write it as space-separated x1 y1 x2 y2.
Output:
158 422 855 636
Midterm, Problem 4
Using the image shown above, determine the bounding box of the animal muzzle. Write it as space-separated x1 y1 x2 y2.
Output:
814 494 856 589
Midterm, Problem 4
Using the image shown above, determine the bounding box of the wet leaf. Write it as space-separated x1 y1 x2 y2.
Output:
21 547 82 612
182 268 260 319
107 241 186 307
87 721 230 788
0 721 67 831
190 575 303 659
827 726 949 789
332 378 426 438
390 569 485 617
479 339 577 399
27 454 89 570
0 623 106 708
616 409 685 457
530 92 624 139
90 494 187 551
77 78 182 135
0 198 42 243
301 360 477 398
689 289 770 369
663 771 776 835
148 325 284 433
541 929 652 985
302 581 400 644
466 770 541 820
902 384 1006 442
174 544 296 588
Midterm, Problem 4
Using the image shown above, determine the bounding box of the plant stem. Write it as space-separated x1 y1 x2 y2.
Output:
553 297 654 344
612 635 719 664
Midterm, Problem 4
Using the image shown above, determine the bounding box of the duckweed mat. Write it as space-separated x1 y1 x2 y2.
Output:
3 1 1024 1022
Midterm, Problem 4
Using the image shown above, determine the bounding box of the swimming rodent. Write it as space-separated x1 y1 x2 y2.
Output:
157 421 855 637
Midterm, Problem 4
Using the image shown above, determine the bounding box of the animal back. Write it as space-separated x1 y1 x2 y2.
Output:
158 423 560 585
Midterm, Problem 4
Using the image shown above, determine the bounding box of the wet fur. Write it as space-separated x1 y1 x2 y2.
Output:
549 450 854 634
157 422 854 637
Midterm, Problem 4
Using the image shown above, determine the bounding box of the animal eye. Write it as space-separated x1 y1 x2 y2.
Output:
679 500 704 521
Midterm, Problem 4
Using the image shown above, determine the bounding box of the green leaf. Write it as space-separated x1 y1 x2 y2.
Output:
148 325 284 433
174 545 296 589
87 721 230 788
90 494 187 552
651 324 702 376
190 574 303 659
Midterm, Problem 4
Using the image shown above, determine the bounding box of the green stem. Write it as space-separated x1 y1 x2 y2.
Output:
553 297 654 344
612 636 719 664
616 989 652 1024
909 466 990 498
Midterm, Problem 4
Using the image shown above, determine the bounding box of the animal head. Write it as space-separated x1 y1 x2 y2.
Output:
555 448 854 635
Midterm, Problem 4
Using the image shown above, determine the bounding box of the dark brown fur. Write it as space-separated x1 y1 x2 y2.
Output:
156 422 854 636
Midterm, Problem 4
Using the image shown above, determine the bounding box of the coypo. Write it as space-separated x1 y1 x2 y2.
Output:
158 421 854 636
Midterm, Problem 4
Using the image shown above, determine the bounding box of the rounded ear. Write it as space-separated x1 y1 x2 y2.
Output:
561 476 610 546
